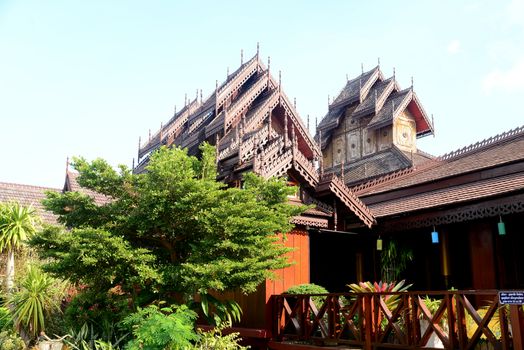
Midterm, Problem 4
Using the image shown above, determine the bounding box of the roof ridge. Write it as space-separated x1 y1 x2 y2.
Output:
437 125 524 162
0 181 60 191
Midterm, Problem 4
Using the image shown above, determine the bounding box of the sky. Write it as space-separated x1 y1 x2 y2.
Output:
1 0 523 188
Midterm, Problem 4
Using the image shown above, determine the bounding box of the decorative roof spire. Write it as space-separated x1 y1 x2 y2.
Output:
393 67 396 80
226 66 229 78
173 105 177 117
307 114 310 133
377 57 380 67
256 42 260 59
278 70 281 92
346 73 349 81
148 129 151 141
138 137 141 160
132 158 135 169
361 63 364 75
240 49 244 65
200 89 203 104
327 95 330 108
294 97 296 109
66 156 70 172
184 93 187 107
411 76 414 90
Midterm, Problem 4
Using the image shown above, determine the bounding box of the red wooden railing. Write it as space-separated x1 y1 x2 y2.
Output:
273 291 524 350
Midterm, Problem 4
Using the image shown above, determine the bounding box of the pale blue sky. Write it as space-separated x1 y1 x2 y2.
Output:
1 0 523 188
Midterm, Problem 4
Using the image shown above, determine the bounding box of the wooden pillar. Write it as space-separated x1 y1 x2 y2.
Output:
440 229 451 289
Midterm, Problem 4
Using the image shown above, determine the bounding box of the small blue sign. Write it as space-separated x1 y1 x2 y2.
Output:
499 291 524 305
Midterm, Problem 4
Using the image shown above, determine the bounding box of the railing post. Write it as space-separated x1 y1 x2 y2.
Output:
509 305 523 350
364 294 372 350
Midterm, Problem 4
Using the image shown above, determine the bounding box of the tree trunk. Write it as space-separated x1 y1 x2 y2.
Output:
6 249 15 292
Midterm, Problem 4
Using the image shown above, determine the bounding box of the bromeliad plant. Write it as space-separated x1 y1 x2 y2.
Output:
347 280 412 311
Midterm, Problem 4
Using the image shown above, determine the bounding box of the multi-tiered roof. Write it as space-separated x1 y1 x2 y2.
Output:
317 66 435 185
135 51 376 229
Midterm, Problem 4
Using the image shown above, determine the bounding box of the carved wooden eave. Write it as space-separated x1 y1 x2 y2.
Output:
291 215 329 228
315 173 376 228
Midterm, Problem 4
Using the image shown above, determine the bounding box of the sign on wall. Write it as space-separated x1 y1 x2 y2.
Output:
499 291 524 305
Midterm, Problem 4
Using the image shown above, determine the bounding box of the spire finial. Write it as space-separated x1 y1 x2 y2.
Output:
138 136 141 160
200 89 203 104
361 63 364 74
227 66 229 78
267 56 270 73
215 80 218 91
393 67 396 79
278 70 281 91
66 156 70 172
174 105 177 117
257 42 260 58
307 114 310 132
185 93 187 107
294 97 296 109
377 57 380 66
241 49 244 65
148 129 151 141
346 73 349 81
411 76 414 89
328 95 330 108
132 158 135 169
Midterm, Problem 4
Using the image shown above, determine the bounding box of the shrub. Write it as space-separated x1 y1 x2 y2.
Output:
193 322 248 350
0 330 25 350
122 303 199 350
285 283 329 308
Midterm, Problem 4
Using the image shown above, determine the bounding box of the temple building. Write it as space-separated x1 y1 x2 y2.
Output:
317 66 435 185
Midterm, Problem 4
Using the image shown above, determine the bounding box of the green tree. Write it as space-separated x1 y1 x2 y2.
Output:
0 203 38 292
31 144 304 319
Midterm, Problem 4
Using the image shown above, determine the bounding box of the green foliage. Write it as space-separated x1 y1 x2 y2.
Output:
122 303 199 350
0 306 13 330
5 265 65 338
0 330 25 350
285 283 329 307
34 144 304 301
193 322 248 350
347 280 412 310
64 322 128 350
380 240 413 282
31 226 161 293
189 293 242 326
0 202 38 252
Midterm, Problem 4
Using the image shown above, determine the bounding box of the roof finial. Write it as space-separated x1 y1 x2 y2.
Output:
294 97 296 109
278 70 281 92
215 80 218 91
361 63 364 75
200 89 203 104
148 129 151 141
174 105 177 117
138 136 141 160
185 93 187 107
378 57 380 67
226 66 229 78
267 56 270 73
66 156 70 172
393 67 396 80
257 42 260 59
307 114 310 132
346 73 349 81
328 95 330 108
411 76 414 90
241 49 244 65
132 158 135 169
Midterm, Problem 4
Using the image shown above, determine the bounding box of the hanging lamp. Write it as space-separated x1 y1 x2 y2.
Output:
431 226 439 244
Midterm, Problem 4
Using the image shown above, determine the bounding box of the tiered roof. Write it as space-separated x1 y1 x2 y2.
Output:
134 51 376 229
318 66 433 147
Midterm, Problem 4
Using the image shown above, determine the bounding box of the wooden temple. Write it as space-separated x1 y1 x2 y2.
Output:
133 51 524 348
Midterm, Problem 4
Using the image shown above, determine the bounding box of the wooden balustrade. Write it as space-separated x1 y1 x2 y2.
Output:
273 291 524 350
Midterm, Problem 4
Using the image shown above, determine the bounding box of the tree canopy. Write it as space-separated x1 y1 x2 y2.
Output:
32 144 304 303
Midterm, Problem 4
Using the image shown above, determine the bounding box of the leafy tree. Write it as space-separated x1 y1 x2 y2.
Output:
0 203 38 292
31 144 304 321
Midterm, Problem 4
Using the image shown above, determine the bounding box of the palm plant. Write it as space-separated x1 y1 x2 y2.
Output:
6 265 65 340
0 202 38 292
